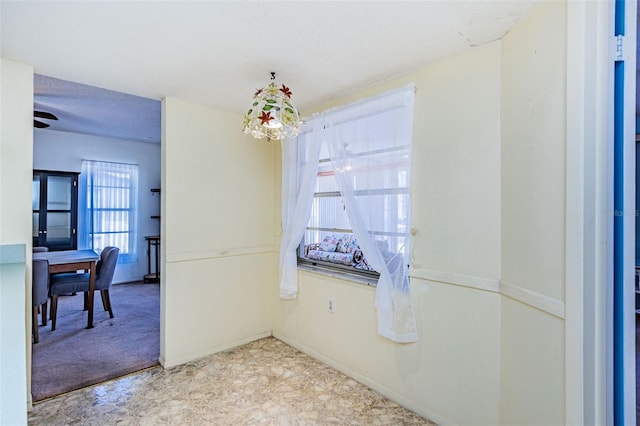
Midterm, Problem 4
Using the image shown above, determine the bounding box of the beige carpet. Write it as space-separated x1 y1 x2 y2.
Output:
31 282 160 401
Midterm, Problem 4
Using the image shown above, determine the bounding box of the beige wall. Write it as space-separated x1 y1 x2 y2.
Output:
0 59 33 246
0 58 33 424
501 1 566 301
160 97 275 367
500 3 566 424
0 1 592 423
273 43 503 426
274 2 571 425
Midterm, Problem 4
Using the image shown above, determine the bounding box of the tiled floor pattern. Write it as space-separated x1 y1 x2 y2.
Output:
29 337 435 425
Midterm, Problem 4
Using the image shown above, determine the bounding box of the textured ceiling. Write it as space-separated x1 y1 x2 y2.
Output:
1 1 541 144
34 74 161 143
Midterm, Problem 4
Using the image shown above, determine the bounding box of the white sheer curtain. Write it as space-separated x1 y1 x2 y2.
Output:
324 85 417 342
279 115 322 298
279 85 417 342
79 160 139 263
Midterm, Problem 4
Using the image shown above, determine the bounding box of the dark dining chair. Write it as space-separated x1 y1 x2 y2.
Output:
32 246 49 253
49 246 119 331
32 258 50 343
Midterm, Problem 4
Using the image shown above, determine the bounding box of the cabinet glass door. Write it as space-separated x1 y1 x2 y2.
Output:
46 175 73 246
33 170 79 251
32 176 41 243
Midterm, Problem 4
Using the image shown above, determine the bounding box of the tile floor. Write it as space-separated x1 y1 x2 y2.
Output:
29 337 435 425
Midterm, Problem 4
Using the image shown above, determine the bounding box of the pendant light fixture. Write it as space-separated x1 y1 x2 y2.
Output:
242 72 301 141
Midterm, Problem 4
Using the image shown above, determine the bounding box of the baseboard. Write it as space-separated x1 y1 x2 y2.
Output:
159 330 272 368
272 332 457 426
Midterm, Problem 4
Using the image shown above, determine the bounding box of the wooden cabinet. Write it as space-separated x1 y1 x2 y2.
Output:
32 170 79 251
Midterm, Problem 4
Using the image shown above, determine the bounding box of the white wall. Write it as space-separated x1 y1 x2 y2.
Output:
33 130 161 283
161 97 275 367
0 57 33 425
500 3 566 424
273 42 503 426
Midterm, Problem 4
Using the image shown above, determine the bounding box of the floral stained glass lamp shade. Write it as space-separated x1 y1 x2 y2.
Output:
242 77 301 141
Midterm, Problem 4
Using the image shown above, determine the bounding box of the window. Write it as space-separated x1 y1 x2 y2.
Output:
79 161 139 263
298 145 410 282
296 93 413 283
280 84 417 342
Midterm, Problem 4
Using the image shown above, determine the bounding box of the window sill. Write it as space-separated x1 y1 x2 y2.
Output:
297 260 378 287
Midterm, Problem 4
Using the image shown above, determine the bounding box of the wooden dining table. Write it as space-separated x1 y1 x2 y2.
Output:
33 249 100 329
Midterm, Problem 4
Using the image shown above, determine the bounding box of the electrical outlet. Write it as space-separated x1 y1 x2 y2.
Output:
328 298 335 314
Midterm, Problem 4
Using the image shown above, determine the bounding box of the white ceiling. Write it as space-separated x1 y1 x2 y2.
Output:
1 1 541 144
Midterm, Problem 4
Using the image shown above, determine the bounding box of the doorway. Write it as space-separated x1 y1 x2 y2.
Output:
30 75 162 401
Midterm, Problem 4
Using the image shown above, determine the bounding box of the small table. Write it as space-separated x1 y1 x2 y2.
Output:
144 235 160 283
33 249 100 329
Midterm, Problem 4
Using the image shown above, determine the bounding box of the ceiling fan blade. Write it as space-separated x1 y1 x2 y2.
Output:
34 111 58 120
34 119 50 128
